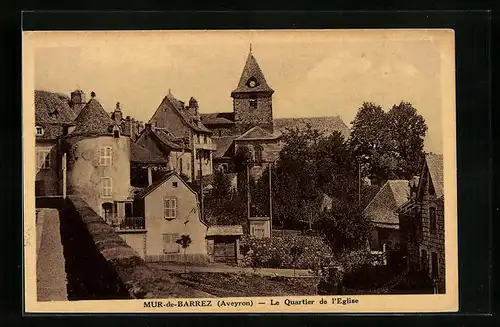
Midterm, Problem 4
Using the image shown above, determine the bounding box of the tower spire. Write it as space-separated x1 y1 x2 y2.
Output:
249 43 252 54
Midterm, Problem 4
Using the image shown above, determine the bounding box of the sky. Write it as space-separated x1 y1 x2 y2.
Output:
32 30 454 153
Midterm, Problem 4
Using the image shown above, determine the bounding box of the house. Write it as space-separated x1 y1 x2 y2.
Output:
148 92 215 182
130 142 169 188
206 225 243 264
35 90 78 196
398 153 445 293
135 123 192 181
134 170 209 262
364 179 414 266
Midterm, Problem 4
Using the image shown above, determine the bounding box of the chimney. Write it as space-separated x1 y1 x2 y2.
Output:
70 90 86 108
113 102 123 123
189 97 199 115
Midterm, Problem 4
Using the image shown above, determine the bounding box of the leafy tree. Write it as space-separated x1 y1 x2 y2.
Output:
211 169 232 201
289 245 304 277
176 235 192 273
386 101 427 179
316 202 372 253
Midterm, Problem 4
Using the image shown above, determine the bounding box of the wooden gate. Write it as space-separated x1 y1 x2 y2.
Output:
213 237 236 264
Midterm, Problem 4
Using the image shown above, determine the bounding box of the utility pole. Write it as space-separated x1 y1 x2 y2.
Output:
199 150 204 220
246 162 251 220
268 162 272 237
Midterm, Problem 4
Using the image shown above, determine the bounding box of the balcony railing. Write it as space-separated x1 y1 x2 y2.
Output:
106 216 145 231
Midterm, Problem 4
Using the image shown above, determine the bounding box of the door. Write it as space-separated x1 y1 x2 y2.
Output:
213 238 236 264
431 252 439 278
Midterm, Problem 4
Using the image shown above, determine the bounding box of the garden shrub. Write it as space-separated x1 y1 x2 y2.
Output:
239 235 334 269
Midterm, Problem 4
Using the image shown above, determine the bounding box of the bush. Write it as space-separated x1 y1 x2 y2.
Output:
239 235 334 270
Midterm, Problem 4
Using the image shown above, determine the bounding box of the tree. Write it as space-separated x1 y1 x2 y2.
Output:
316 202 372 253
348 102 394 185
348 101 428 185
289 245 304 277
387 101 427 179
274 125 323 229
211 169 232 201
176 235 192 273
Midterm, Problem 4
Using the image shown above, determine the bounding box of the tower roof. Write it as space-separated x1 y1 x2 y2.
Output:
72 95 115 136
231 51 274 96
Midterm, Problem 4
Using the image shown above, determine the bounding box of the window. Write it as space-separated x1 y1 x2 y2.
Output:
179 158 183 174
254 146 263 165
99 146 113 166
203 135 207 144
35 126 44 136
37 150 51 169
173 182 178 188
163 233 180 253
196 134 201 144
431 252 439 278
421 249 428 273
429 207 437 234
164 197 177 219
249 96 257 108
101 177 112 198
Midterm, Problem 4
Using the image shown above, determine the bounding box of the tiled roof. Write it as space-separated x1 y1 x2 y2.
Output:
426 153 444 198
363 180 411 228
72 97 115 136
152 128 184 150
274 116 351 139
200 112 235 126
130 142 168 164
213 136 237 158
35 90 76 124
35 123 66 141
231 52 274 95
206 225 244 236
235 126 282 141
164 94 212 134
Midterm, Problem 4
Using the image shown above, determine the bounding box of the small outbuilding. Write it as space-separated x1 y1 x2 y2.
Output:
206 225 243 264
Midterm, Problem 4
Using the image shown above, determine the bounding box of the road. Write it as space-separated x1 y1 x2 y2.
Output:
149 262 315 277
36 209 68 301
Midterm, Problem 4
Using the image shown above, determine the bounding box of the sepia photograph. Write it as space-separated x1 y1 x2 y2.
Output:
23 29 458 313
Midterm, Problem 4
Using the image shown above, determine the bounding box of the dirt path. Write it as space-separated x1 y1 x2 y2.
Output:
149 262 315 277
36 209 68 301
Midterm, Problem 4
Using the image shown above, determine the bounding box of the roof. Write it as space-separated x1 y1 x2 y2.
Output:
35 123 66 141
35 90 76 124
274 116 351 139
200 113 235 126
133 170 178 199
156 93 212 134
206 225 244 236
363 180 411 228
231 52 274 95
152 128 184 150
425 153 444 198
235 126 282 141
130 142 168 164
72 97 115 136
213 136 237 158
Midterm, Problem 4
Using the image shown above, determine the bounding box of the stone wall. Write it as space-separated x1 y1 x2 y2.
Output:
233 95 274 133
61 195 207 300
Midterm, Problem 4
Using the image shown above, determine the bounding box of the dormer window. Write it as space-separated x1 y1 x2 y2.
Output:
112 125 120 138
35 126 44 136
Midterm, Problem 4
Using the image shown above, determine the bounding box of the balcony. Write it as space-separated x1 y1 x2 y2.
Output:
194 142 217 151
106 216 145 231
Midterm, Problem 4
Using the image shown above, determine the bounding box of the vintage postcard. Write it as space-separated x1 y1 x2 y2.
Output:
23 29 458 313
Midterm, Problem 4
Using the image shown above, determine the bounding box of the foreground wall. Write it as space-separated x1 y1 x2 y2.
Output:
61 195 207 300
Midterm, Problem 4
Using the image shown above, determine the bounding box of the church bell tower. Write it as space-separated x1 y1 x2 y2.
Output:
231 45 274 134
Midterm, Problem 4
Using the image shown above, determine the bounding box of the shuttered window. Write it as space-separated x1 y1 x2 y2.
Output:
101 177 112 198
163 233 180 253
98 146 113 166
164 197 177 219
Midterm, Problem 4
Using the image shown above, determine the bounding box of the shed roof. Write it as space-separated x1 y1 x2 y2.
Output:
206 225 244 236
213 136 237 158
